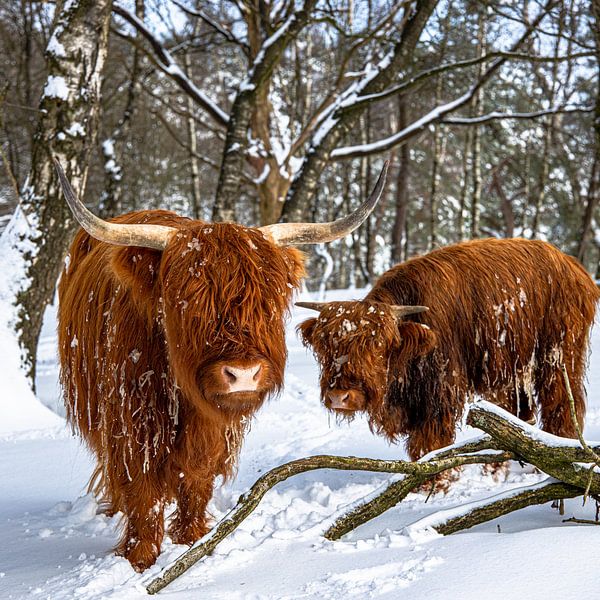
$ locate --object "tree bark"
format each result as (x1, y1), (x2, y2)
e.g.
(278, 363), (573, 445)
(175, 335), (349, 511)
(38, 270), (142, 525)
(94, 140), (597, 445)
(10, 0), (112, 384)
(212, 0), (317, 223)
(470, 8), (485, 239)
(576, 0), (600, 263)
(411, 478), (581, 536)
(391, 97), (409, 264)
(99, 0), (143, 218)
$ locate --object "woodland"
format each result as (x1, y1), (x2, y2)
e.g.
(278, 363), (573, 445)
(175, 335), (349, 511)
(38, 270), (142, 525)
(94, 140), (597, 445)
(0, 1), (599, 596)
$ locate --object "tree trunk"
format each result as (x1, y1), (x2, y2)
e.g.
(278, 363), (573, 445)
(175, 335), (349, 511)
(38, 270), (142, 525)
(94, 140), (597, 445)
(99, 0), (143, 218)
(391, 98), (409, 264)
(7, 0), (112, 384)
(280, 0), (437, 223)
(530, 5), (564, 239)
(576, 0), (600, 264)
(212, 0), (317, 223)
(457, 127), (472, 241)
(185, 22), (202, 220)
(470, 9), (485, 239)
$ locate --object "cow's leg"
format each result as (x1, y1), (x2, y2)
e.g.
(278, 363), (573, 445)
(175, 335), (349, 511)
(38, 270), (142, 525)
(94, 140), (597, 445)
(168, 471), (215, 546)
(407, 416), (459, 494)
(537, 351), (586, 438)
(114, 480), (165, 572)
(487, 385), (535, 423)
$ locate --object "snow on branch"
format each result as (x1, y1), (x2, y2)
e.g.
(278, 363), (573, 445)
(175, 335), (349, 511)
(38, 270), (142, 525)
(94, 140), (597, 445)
(330, 0), (560, 160)
(331, 88), (476, 159)
(442, 105), (595, 126)
(112, 4), (229, 127)
(169, 0), (249, 52)
(350, 50), (595, 110)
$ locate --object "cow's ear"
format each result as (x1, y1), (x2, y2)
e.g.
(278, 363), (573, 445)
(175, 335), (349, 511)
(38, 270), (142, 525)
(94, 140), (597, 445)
(298, 317), (318, 346)
(110, 246), (162, 301)
(396, 321), (437, 358)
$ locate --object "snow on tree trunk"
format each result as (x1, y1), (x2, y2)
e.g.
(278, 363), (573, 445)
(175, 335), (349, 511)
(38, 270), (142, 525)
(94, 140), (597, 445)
(1, 0), (112, 387)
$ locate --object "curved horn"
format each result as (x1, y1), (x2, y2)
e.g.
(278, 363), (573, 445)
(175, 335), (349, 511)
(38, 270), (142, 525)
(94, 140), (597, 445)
(53, 158), (176, 250)
(295, 301), (331, 312)
(260, 160), (390, 246)
(390, 305), (429, 320)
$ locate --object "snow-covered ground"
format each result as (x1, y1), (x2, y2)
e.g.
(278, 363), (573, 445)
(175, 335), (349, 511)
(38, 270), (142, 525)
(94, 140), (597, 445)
(2, 289), (600, 600)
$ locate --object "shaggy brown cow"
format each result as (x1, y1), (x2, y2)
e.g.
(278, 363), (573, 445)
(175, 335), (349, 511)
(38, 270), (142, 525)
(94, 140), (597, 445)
(298, 238), (599, 466)
(54, 159), (388, 571)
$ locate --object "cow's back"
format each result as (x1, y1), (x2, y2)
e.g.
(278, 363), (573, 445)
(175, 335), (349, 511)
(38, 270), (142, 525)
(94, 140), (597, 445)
(367, 238), (600, 392)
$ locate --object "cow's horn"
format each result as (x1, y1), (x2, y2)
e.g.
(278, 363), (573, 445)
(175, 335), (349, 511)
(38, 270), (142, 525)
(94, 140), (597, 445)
(53, 158), (176, 251)
(295, 301), (330, 312)
(390, 305), (429, 320)
(259, 160), (389, 246)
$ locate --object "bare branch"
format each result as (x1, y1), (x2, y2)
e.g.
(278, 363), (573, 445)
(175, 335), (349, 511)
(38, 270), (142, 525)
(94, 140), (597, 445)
(330, 0), (564, 160)
(406, 478), (580, 536)
(169, 0), (250, 52)
(442, 105), (595, 126)
(112, 4), (229, 127)
(352, 51), (595, 110)
(145, 446), (512, 594)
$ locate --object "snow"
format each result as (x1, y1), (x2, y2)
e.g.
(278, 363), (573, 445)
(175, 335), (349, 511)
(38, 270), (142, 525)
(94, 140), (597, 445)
(42, 76), (70, 101)
(2, 287), (600, 598)
(0, 208), (63, 436)
(46, 34), (66, 58)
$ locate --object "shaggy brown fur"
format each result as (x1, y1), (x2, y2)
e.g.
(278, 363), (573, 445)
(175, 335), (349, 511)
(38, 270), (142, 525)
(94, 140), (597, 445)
(300, 238), (599, 465)
(58, 210), (304, 571)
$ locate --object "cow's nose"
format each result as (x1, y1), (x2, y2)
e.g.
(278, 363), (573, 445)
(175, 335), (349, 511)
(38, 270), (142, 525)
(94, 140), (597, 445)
(326, 389), (366, 411)
(221, 364), (262, 392)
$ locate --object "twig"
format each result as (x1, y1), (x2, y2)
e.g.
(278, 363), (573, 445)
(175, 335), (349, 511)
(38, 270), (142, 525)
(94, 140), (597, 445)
(562, 517), (600, 525)
(561, 363), (600, 467)
(561, 363), (600, 504)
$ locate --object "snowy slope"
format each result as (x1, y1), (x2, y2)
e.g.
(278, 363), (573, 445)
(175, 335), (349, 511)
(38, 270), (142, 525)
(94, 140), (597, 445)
(2, 290), (600, 600)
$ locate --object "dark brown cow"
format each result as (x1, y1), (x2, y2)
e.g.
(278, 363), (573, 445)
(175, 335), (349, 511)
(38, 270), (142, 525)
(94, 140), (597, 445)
(298, 238), (599, 467)
(55, 159), (388, 571)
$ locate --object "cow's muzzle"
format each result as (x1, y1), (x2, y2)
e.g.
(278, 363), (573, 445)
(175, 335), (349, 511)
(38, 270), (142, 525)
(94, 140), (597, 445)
(325, 389), (366, 412)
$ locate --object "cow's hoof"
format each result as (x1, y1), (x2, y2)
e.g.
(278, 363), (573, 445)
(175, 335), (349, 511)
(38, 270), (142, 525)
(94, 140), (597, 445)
(117, 539), (159, 572)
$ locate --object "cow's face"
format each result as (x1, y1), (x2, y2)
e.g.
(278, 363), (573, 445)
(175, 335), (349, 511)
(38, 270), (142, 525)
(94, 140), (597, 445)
(298, 301), (436, 418)
(159, 224), (305, 418)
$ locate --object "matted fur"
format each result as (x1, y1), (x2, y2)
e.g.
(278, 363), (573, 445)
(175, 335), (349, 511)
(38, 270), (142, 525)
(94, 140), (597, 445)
(58, 210), (304, 571)
(300, 238), (599, 462)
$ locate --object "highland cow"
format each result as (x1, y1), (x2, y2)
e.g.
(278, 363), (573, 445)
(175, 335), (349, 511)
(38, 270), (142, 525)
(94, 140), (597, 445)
(298, 238), (599, 465)
(55, 159), (387, 571)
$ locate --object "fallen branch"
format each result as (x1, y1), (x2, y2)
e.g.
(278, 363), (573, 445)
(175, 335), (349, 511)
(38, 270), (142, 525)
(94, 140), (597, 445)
(147, 401), (600, 593)
(406, 478), (580, 536)
(562, 517), (600, 525)
(466, 401), (600, 494)
(146, 441), (510, 594)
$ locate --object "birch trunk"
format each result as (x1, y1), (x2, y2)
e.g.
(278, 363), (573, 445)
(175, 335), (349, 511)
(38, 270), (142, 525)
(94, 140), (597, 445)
(6, 0), (112, 384)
